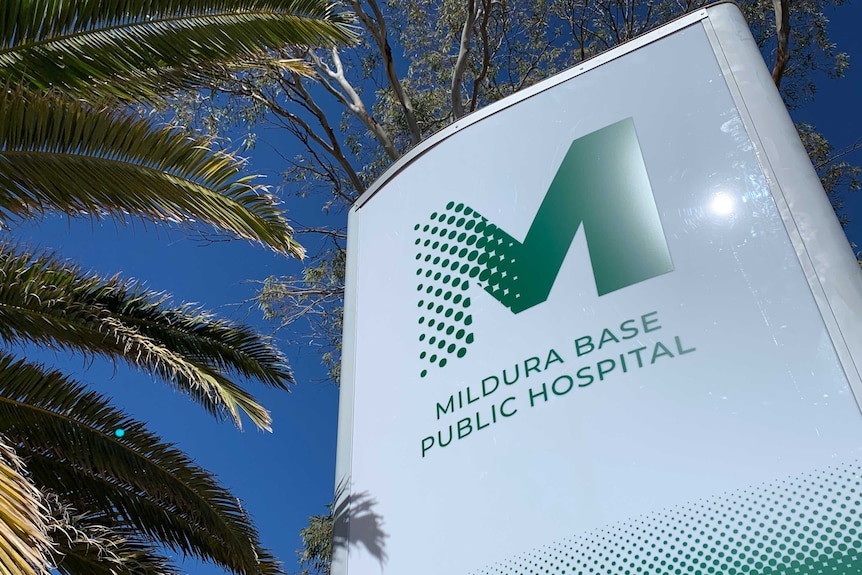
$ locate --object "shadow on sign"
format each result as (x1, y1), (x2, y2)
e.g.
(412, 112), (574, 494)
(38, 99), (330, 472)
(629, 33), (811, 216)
(332, 479), (389, 567)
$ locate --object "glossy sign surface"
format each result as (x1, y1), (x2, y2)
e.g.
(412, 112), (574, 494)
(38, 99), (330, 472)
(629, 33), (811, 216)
(336, 7), (862, 574)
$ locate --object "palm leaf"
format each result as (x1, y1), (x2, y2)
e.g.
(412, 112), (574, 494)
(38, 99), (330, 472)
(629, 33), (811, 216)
(31, 459), (282, 575)
(0, 437), (52, 575)
(0, 245), (293, 429)
(56, 532), (178, 575)
(0, 89), (304, 257)
(0, 354), (281, 575)
(48, 502), (179, 575)
(0, 0), (355, 102)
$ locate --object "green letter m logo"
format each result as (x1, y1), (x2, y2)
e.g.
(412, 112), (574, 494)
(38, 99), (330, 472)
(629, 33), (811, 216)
(413, 118), (673, 377)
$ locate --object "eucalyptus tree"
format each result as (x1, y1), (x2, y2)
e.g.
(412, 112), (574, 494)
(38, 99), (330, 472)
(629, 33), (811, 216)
(169, 0), (858, 383)
(0, 2), (354, 575)
(157, 1), (859, 569)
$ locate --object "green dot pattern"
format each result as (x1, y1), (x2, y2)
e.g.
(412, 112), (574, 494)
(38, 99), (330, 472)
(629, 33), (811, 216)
(415, 202), (523, 378)
(472, 461), (862, 575)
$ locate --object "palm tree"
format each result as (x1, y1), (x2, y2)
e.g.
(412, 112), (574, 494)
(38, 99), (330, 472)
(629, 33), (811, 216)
(0, 2), (354, 575)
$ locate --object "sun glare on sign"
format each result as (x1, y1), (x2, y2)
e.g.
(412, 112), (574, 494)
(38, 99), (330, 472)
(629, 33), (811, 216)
(710, 192), (735, 216)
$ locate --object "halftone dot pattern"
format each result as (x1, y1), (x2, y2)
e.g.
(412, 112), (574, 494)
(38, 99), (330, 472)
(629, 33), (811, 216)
(471, 461), (862, 575)
(414, 202), (523, 378)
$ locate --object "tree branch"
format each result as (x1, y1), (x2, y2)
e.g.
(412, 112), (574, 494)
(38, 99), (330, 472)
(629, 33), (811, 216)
(469, 0), (493, 113)
(815, 136), (862, 170)
(284, 71), (367, 197)
(348, 0), (422, 145)
(310, 48), (401, 161)
(452, 0), (478, 120)
(243, 83), (362, 202)
(772, 0), (791, 87)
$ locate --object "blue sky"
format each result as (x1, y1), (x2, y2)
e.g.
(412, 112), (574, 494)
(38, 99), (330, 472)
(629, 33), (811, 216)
(6, 4), (862, 574)
(10, 153), (342, 570)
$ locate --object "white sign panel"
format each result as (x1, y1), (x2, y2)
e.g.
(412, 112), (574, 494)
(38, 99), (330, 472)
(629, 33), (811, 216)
(334, 5), (862, 575)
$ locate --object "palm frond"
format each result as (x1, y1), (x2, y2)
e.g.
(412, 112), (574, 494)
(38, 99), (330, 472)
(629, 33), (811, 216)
(0, 89), (304, 257)
(47, 499), (179, 575)
(56, 531), (178, 575)
(0, 354), (282, 575)
(0, 245), (294, 429)
(0, 437), (52, 575)
(0, 0), (355, 102)
(31, 457), (282, 575)
(128, 54), (317, 96)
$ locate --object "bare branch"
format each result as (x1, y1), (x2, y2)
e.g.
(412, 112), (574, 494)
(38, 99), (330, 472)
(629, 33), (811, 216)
(452, 0), (478, 119)
(285, 71), (368, 197)
(772, 0), (791, 87)
(311, 49), (402, 161)
(469, 0), (493, 112)
(242, 86), (361, 202)
(815, 137), (862, 170)
(292, 227), (349, 240)
(349, 0), (422, 144)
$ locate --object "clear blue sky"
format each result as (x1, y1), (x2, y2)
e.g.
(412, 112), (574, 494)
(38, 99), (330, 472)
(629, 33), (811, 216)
(6, 4), (862, 574)
(11, 145), (343, 571)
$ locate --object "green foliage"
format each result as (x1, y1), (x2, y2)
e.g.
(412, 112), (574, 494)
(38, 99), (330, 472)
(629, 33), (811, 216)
(798, 122), (862, 225)
(169, 0), (859, 387)
(0, 1), (355, 574)
(259, 246), (345, 383)
(0, 245), (293, 429)
(739, 0), (850, 105)
(292, 512), (333, 575)
(0, 88), (305, 257)
(0, 0), (355, 104)
(161, 1), (862, 571)
(0, 353), (281, 575)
